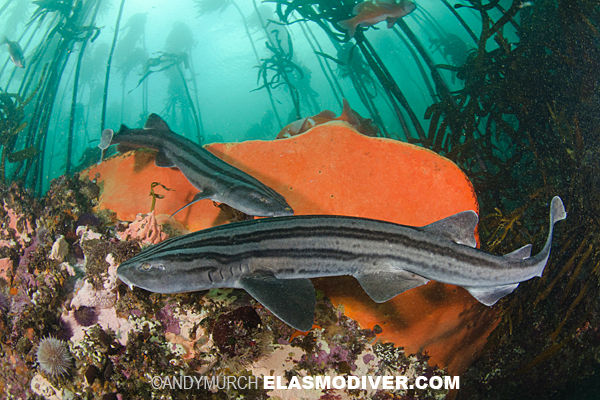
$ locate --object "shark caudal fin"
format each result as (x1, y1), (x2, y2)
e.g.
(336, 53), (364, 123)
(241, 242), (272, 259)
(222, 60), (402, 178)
(99, 129), (113, 150)
(531, 196), (566, 277)
(550, 196), (567, 225)
(97, 129), (114, 164)
(240, 272), (316, 331)
(465, 196), (567, 306)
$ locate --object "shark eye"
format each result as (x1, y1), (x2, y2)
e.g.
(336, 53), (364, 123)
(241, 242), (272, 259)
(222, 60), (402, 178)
(139, 263), (152, 271)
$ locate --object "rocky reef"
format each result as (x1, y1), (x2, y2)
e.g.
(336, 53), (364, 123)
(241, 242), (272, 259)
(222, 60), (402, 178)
(0, 174), (448, 399)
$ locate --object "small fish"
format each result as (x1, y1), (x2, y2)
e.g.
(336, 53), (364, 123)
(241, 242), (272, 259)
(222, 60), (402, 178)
(339, 0), (416, 39)
(276, 99), (361, 139)
(99, 114), (294, 217)
(117, 197), (566, 331)
(2, 37), (25, 68)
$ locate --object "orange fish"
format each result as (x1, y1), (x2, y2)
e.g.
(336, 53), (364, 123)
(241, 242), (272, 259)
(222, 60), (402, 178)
(276, 99), (362, 139)
(339, 0), (416, 39)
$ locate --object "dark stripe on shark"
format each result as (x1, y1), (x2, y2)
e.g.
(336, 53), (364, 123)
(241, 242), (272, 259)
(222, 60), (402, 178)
(132, 216), (478, 254)
(142, 248), (456, 270)
(118, 197), (566, 331)
(104, 114), (293, 217)
(133, 245), (503, 283)
(150, 131), (285, 200)
(166, 144), (287, 202)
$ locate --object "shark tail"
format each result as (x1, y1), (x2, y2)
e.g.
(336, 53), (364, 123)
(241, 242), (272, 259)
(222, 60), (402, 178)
(97, 129), (114, 165)
(99, 129), (114, 151)
(466, 197), (566, 307)
(532, 196), (567, 277)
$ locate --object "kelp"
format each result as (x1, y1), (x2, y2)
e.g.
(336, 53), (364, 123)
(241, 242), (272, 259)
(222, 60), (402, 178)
(269, 0), (600, 396)
(100, 0), (126, 132)
(0, 0), (104, 194)
(7, 146), (39, 163)
(0, 66), (46, 183)
(149, 181), (174, 213)
(66, 0), (103, 175)
(269, 0), (427, 139)
(452, 1), (600, 398)
(254, 29), (304, 120)
(127, 51), (202, 143)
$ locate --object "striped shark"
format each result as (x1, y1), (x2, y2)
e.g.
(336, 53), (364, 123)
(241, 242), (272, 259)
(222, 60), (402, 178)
(117, 197), (566, 331)
(98, 114), (294, 217)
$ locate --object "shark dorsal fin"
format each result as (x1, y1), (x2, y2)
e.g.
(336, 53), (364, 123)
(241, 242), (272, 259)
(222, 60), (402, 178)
(117, 124), (129, 135)
(504, 244), (532, 260)
(144, 113), (171, 133)
(240, 271), (316, 331)
(420, 210), (478, 248)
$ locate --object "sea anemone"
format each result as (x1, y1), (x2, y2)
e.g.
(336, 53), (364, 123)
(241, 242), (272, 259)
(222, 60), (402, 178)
(36, 337), (72, 377)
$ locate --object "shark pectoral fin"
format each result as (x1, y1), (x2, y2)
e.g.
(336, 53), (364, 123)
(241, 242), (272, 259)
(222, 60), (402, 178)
(154, 151), (176, 168)
(99, 129), (114, 150)
(464, 283), (520, 306)
(170, 190), (215, 217)
(240, 273), (316, 332)
(504, 244), (532, 260)
(420, 210), (479, 248)
(356, 269), (429, 303)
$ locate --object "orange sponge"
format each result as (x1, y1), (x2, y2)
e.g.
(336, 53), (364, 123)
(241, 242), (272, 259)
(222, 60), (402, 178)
(86, 121), (499, 374)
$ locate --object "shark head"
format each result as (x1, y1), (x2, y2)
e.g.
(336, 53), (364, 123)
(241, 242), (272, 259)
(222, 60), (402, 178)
(117, 257), (172, 294)
(117, 239), (235, 295)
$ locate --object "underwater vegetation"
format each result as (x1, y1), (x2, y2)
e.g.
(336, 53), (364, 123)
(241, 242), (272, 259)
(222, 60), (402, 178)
(0, 0), (599, 398)
(254, 28), (305, 120)
(431, 1), (600, 399)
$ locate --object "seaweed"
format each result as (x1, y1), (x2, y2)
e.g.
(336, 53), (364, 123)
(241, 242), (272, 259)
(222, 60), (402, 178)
(148, 181), (175, 213)
(440, 1), (600, 399)
(254, 28), (304, 120)
(0, 73), (44, 183)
